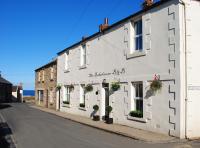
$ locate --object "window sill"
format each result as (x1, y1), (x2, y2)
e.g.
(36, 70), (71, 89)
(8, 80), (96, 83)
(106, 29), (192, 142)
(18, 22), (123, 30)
(64, 69), (70, 73)
(126, 50), (146, 59)
(62, 104), (71, 108)
(79, 107), (87, 111)
(79, 65), (87, 70)
(127, 115), (147, 123)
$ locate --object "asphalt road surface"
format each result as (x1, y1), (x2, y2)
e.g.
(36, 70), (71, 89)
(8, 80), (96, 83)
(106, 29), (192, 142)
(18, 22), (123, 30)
(0, 103), (200, 148)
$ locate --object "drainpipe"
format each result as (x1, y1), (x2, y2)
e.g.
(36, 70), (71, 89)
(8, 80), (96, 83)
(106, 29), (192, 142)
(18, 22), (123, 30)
(179, 0), (188, 139)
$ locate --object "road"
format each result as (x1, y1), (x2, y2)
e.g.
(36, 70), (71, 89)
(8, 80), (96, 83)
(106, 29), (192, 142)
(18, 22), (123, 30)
(0, 103), (200, 148)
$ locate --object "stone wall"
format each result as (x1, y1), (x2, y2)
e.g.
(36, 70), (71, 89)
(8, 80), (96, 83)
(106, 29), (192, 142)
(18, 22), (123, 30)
(35, 60), (57, 110)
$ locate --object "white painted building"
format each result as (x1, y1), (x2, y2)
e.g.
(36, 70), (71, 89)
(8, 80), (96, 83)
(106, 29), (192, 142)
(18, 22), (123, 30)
(56, 0), (200, 139)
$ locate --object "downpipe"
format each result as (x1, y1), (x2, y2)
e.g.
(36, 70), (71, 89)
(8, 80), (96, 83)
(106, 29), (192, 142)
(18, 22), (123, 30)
(179, 0), (188, 139)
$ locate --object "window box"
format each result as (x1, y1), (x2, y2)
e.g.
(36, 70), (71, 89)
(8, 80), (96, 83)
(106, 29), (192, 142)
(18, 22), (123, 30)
(79, 64), (87, 70)
(127, 115), (147, 123)
(129, 110), (143, 118)
(63, 101), (70, 105)
(79, 103), (85, 108)
(79, 106), (86, 111)
(126, 50), (146, 59)
(62, 104), (71, 108)
(64, 69), (70, 73)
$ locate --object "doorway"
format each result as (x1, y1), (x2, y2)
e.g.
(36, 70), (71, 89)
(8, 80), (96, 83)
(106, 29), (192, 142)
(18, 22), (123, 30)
(101, 83), (109, 120)
(46, 90), (48, 108)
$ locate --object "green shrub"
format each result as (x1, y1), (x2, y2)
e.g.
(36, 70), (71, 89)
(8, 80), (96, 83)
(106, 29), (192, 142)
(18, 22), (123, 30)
(111, 82), (120, 91)
(129, 110), (143, 118)
(84, 84), (93, 92)
(63, 101), (69, 104)
(106, 106), (113, 114)
(79, 103), (85, 108)
(93, 105), (99, 111)
(150, 79), (162, 92)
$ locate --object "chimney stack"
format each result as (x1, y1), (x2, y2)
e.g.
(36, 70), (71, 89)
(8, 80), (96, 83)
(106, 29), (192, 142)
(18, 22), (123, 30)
(82, 36), (87, 41)
(99, 18), (109, 32)
(143, 0), (154, 9)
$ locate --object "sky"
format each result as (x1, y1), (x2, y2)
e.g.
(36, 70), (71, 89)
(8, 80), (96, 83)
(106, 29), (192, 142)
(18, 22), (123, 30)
(0, 0), (158, 90)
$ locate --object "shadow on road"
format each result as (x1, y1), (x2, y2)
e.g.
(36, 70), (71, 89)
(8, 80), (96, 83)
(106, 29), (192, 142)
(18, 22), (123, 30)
(0, 122), (15, 148)
(0, 104), (12, 110)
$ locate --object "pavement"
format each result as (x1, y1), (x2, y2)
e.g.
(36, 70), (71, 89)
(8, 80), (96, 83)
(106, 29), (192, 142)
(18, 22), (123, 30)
(0, 103), (200, 148)
(31, 104), (177, 143)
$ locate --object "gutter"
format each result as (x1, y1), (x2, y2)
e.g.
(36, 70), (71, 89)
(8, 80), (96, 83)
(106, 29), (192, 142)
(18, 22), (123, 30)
(179, 0), (188, 139)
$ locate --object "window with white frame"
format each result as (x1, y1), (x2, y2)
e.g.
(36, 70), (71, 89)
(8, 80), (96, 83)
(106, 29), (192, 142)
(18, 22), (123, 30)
(63, 86), (70, 103)
(42, 70), (45, 81)
(64, 52), (69, 70)
(131, 19), (143, 54)
(38, 90), (44, 101)
(80, 44), (86, 66)
(50, 67), (54, 80)
(131, 82), (143, 114)
(80, 84), (85, 105)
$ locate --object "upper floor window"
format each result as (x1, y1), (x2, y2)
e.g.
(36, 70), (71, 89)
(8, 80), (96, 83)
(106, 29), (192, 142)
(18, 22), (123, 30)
(131, 20), (143, 54)
(38, 72), (41, 82)
(131, 82), (143, 117)
(50, 67), (54, 80)
(80, 44), (86, 66)
(64, 52), (69, 71)
(42, 70), (45, 82)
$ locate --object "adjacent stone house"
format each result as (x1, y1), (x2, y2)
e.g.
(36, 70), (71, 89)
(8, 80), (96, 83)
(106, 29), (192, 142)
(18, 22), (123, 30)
(0, 74), (12, 103)
(35, 59), (57, 110)
(56, 0), (200, 139)
(12, 85), (23, 102)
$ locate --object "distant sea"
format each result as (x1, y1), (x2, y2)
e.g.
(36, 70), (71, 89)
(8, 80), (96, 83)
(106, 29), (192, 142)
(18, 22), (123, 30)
(23, 90), (35, 96)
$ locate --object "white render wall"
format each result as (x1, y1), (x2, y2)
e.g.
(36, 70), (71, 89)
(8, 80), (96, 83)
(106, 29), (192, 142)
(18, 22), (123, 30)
(183, 0), (200, 139)
(57, 0), (187, 137)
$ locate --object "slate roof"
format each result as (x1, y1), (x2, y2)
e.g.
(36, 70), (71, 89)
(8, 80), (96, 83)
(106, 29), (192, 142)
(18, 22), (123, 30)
(57, 0), (171, 55)
(0, 76), (12, 85)
(35, 59), (57, 72)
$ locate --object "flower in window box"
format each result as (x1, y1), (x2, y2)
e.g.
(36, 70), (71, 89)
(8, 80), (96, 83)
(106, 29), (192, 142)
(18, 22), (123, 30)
(79, 103), (85, 108)
(129, 110), (143, 118)
(63, 101), (70, 105)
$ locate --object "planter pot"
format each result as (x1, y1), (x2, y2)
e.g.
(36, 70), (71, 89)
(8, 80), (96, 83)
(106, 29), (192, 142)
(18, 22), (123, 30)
(104, 115), (109, 121)
(93, 115), (100, 121)
(106, 118), (113, 124)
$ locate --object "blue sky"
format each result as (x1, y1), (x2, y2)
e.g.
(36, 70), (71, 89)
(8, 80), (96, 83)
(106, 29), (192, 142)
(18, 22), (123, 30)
(0, 0), (156, 90)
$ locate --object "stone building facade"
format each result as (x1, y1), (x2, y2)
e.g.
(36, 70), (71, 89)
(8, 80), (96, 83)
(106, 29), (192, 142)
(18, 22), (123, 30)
(35, 59), (57, 110)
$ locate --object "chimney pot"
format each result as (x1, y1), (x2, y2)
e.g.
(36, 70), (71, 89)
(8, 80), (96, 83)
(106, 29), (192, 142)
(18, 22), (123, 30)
(99, 18), (109, 32)
(143, 0), (154, 9)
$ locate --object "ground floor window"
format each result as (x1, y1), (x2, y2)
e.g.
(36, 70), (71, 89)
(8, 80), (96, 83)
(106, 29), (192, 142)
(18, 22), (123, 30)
(49, 89), (54, 103)
(63, 86), (70, 104)
(130, 82), (143, 117)
(38, 90), (44, 101)
(80, 84), (85, 107)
